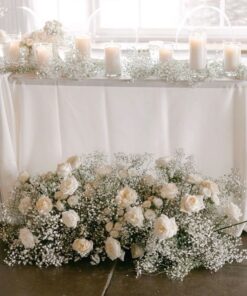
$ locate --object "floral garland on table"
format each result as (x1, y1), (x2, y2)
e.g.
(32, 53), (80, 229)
(0, 151), (247, 280)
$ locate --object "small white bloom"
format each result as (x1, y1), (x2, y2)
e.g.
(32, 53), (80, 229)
(200, 180), (220, 205)
(142, 200), (151, 208)
(62, 210), (80, 228)
(84, 183), (95, 198)
(105, 237), (122, 261)
(67, 195), (80, 207)
(180, 195), (205, 214)
(35, 195), (53, 215)
(60, 176), (79, 196)
(155, 156), (172, 168)
(225, 202), (242, 222)
(19, 228), (35, 249)
(144, 209), (156, 220)
(114, 222), (122, 231)
(142, 175), (155, 186)
(110, 230), (120, 238)
(57, 162), (72, 178)
(95, 165), (112, 176)
(131, 244), (144, 259)
(67, 155), (82, 170)
(160, 183), (178, 200)
(116, 186), (138, 208)
(187, 174), (203, 185)
(105, 222), (114, 232)
(118, 169), (129, 179)
(125, 206), (144, 228)
(55, 200), (65, 211)
(18, 196), (32, 215)
(152, 197), (163, 209)
(18, 171), (29, 184)
(54, 191), (67, 200)
(154, 214), (178, 240)
(72, 238), (93, 257)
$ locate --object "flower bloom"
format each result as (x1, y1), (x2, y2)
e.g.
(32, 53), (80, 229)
(35, 195), (53, 215)
(56, 162), (72, 178)
(131, 244), (144, 259)
(116, 186), (138, 208)
(187, 174), (203, 185)
(200, 180), (220, 205)
(224, 202), (242, 222)
(154, 214), (178, 240)
(125, 206), (144, 228)
(160, 183), (178, 200)
(18, 171), (30, 184)
(105, 237), (123, 261)
(72, 238), (93, 257)
(19, 228), (36, 249)
(67, 155), (82, 170)
(62, 210), (80, 228)
(60, 176), (79, 196)
(18, 196), (32, 215)
(180, 195), (205, 214)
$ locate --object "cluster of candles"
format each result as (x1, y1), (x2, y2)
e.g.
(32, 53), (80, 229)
(0, 31), (242, 77)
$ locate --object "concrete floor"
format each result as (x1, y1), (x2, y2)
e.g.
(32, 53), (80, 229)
(0, 237), (247, 296)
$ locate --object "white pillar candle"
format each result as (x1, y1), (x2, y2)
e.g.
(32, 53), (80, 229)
(159, 46), (173, 62)
(75, 35), (91, 58)
(223, 43), (241, 72)
(8, 41), (20, 63)
(35, 45), (52, 66)
(104, 43), (121, 77)
(189, 32), (207, 70)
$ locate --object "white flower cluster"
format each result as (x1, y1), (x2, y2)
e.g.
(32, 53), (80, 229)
(1, 151), (246, 280)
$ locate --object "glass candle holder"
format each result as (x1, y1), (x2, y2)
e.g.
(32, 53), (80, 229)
(223, 42), (241, 76)
(57, 45), (72, 62)
(149, 40), (163, 62)
(189, 31), (207, 70)
(75, 34), (91, 59)
(159, 43), (174, 63)
(4, 34), (21, 64)
(33, 43), (53, 68)
(104, 42), (121, 78)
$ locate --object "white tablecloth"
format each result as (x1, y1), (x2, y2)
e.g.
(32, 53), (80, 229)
(1, 74), (247, 231)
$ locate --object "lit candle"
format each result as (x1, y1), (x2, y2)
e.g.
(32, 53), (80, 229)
(159, 46), (173, 62)
(35, 45), (52, 66)
(8, 41), (20, 63)
(223, 43), (241, 72)
(75, 35), (91, 58)
(104, 43), (121, 77)
(189, 32), (207, 70)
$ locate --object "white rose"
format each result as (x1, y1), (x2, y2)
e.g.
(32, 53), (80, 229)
(60, 176), (79, 196)
(155, 156), (172, 168)
(152, 197), (163, 209)
(144, 209), (156, 220)
(95, 165), (112, 176)
(131, 244), (144, 259)
(118, 169), (129, 179)
(160, 183), (178, 200)
(54, 191), (67, 200)
(125, 206), (144, 228)
(72, 238), (93, 257)
(62, 210), (80, 228)
(18, 171), (30, 184)
(57, 162), (72, 178)
(84, 183), (95, 198)
(154, 214), (178, 240)
(18, 196), (32, 215)
(35, 195), (53, 215)
(105, 221), (114, 232)
(116, 186), (138, 208)
(142, 200), (151, 208)
(187, 174), (203, 185)
(180, 195), (205, 214)
(55, 200), (65, 211)
(224, 202), (242, 222)
(105, 237), (123, 261)
(200, 180), (220, 205)
(114, 222), (122, 231)
(110, 230), (120, 238)
(19, 228), (35, 249)
(67, 155), (82, 170)
(142, 175), (155, 186)
(67, 195), (80, 207)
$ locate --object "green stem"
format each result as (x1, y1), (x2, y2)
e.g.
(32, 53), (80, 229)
(216, 220), (247, 232)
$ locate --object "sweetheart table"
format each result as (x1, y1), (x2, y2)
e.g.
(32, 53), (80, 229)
(0, 73), (247, 231)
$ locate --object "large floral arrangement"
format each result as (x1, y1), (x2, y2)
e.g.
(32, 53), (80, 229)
(0, 151), (246, 280)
